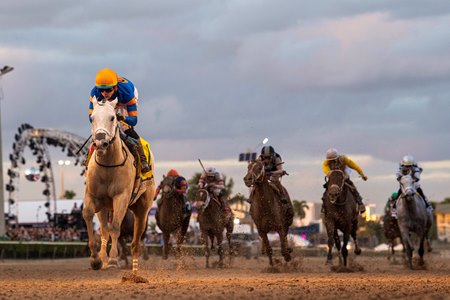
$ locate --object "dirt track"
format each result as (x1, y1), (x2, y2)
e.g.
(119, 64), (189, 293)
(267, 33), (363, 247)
(0, 251), (449, 300)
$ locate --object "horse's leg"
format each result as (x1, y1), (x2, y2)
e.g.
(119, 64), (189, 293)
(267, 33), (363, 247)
(162, 232), (170, 260)
(226, 220), (233, 265)
(217, 233), (224, 267)
(351, 219), (361, 255)
(279, 227), (292, 263)
(259, 232), (273, 266)
(118, 236), (129, 267)
(325, 223), (335, 265)
(82, 199), (102, 270)
(201, 231), (210, 268)
(108, 198), (128, 269)
(400, 230), (413, 269)
(96, 209), (110, 268)
(129, 198), (152, 273)
(341, 233), (350, 267)
(418, 234), (426, 266)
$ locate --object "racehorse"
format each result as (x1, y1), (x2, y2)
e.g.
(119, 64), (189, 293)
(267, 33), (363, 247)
(396, 174), (432, 269)
(83, 97), (155, 273)
(383, 210), (403, 261)
(243, 160), (294, 266)
(155, 175), (192, 259)
(323, 169), (361, 267)
(194, 188), (233, 268)
(118, 209), (150, 267)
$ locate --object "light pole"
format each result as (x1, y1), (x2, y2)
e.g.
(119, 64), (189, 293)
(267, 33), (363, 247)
(0, 65), (14, 236)
(58, 160), (70, 200)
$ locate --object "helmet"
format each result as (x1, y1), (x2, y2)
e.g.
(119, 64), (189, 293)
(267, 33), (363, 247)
(391, 192), (398, 198)
(401, 155), (415, 167)
(167, 169), (179, 177)
(261, 146), (275, 158)
(95, 68), (118, 89)
(326, 148), (339, 160)
(205, 167), (216, 177)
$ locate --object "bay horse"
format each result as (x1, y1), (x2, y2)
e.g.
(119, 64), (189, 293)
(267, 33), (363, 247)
(83, 97), (155, 273)
(323, 169), (361, 267)
(396, 174), (432, 269)
(118, 209), (150, 267)
(155, 175), (192, 259)
(243, 160), (294, 266)
(383, 209), (403, 261)
(194, 188), (233, 268)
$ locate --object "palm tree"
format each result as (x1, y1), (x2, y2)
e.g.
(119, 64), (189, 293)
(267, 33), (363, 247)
(292, 200), (309, 225)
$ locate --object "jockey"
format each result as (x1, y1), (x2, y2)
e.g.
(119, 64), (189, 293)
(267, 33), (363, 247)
(198, 167), (231, 215)
(154, 169), (191, 215)
(386, 192), (398, 218)
(89, 68), (150, 173)
(391, 155), (431, 211)
(256, 145), (289, 203)
(322, 148), (368, 214)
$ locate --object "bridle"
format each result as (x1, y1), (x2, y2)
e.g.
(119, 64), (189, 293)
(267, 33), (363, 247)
(93, 125), (129, 168)
(246, 161), (265, 184)
(327, 169), (346, 205)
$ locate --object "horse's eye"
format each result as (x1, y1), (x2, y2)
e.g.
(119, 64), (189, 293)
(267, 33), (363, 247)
(110, 116), (114, 122)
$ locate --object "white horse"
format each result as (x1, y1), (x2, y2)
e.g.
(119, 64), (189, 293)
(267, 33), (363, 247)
(82, 97), (155, 273)
(397, 174), (432, 269)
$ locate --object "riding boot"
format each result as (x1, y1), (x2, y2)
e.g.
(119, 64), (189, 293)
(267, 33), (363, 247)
(353, 189), (366, 214)
(321, 192), (326, 214)
(417, 188), (432, 211)
(136, 140), (150, 173)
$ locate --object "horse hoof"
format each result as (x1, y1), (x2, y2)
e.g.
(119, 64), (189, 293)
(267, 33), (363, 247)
(162, 255), (168, 260)
(354, 248), (362, 255)
(91, 259), (103, 270)
(107, 260), (119, 269)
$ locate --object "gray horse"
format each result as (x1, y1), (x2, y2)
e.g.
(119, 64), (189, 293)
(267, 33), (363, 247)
(396, 174), (432, 269)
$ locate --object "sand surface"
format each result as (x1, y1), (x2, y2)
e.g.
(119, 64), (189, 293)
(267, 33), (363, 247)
(0, 252), (449, 299)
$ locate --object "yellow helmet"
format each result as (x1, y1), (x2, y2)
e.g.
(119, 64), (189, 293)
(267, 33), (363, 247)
(95, 68), (118, 88)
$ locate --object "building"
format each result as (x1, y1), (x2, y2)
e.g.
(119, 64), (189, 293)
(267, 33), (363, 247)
(436, 203), (450, 242)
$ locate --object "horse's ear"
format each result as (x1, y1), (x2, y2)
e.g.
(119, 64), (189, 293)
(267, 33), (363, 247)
(109, 98), (118, 108)
(92, 96), (98, 108)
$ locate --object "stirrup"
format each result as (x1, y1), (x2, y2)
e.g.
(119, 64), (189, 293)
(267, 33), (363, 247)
(358, 204), (366, 214)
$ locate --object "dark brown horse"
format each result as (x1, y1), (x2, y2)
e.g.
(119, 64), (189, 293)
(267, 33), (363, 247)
(383, 208), (403, 261)
(194, 188), (233, 268)
(323, 169), (361, 267)
(118, 209), (149, 267)
(155, 176), (191, 259)
(243, 160), (294, 266)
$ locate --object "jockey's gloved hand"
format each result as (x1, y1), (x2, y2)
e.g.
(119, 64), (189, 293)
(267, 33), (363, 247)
(116, 114), (125, 122)
(361, 175), (368, 181)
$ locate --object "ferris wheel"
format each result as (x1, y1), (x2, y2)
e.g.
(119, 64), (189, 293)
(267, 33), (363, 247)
(6, 123), (89, 222)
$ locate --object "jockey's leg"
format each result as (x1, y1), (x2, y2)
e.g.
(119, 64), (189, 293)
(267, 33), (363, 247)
(123, 128), (150, 173)
(247, 187), (254, 204)
(272, 179), (288, 204)
(136, 139), (150, 173)
(391, 188), (401, 218)
(182, 194), (192, 215)
(347, 179), (365, 214)
(417, 187), (432, 210)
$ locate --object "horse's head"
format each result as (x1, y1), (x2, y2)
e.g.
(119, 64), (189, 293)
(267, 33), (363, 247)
(326, 170), (345, 204)
(161, 176), (176, 198)
(90, 97), (118, 156)
(194, 188), (210, 212)
(399, 174), (416, 200)
(243, 160), (265, 187)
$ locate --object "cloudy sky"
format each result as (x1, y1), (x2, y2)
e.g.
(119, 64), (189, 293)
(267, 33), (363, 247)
(1, 0), (450, 218)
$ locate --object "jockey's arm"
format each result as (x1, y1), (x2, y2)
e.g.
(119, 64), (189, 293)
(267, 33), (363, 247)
(343, 156), (366, 178)
(271, 159), (284, 177)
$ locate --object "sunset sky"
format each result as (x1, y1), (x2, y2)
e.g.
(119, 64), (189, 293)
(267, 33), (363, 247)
(1, 1), (450, 219)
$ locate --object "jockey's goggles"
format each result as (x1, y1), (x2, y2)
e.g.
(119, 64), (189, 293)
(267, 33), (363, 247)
(99, 87), (114, 93)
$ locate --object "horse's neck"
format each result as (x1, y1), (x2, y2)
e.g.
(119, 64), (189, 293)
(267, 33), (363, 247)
(253, 182), (275, 206)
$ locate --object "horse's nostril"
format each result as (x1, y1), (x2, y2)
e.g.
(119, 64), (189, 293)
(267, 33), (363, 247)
(102, 142), (109, 148)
